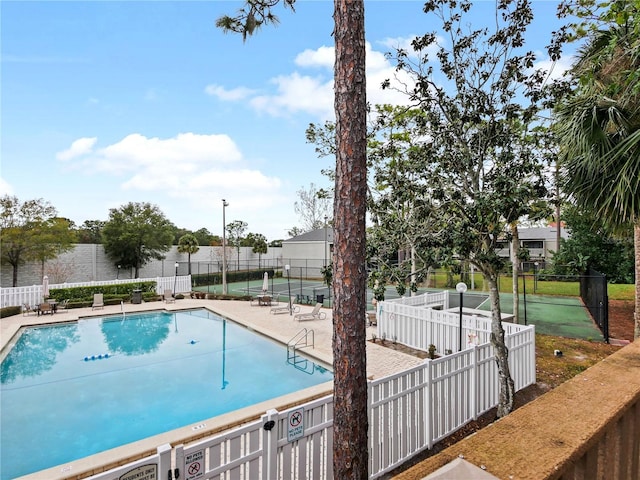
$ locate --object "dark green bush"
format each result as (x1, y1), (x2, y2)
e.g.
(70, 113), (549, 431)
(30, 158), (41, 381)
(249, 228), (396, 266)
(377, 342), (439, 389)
(191, 269), (275, 287)
(1, 306), (21, 318)
(48, 282), (157, 303)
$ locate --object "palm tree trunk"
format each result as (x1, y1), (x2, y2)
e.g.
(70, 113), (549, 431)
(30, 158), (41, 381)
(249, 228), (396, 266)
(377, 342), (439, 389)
(635, 222), (640, 340)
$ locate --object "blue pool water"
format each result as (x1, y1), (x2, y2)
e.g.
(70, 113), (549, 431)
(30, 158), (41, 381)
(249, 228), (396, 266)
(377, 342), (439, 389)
(0, 309), (332, 479)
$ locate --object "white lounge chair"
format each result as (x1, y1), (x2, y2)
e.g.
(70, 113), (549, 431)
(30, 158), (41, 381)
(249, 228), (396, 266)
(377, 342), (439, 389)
(270, 297), (301, 315)
(294, 303), (326, 322)
(92, 293), (104, 310)
(163, 289), (175, 303)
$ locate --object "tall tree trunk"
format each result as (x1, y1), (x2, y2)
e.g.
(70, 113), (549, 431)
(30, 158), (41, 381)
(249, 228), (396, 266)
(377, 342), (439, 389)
(510, 222), (520, 324)
(332, 0), (369, 477)
(635, 222), (640, 340)
(487, 274), (515, 417)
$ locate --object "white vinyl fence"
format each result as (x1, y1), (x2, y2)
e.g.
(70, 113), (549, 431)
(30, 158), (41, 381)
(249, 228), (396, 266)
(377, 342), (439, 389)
(0, 276), (192, 308)
(79, 293), (535, 480)
(378, 291), (524, 355)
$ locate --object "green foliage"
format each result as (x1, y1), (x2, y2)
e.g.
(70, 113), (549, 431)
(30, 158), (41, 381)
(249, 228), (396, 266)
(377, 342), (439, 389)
(48, 281), (156, 303)
(191, 269), (275, 287)
(215, 0), (294, 41)
(241, 232), (268, 265)
(1, 306), (21, 318)
(102, 202), (174, 277)
(0, 195), (75, 286)
(551, 207), (634, 282)
(326, 0), (552, 298)
(554, 1), (640, 228)
(226, 220), (248, 248)
(177, 233), (199, 255)
(178, 233), (200, 274)
(321, 263), (333, 288)
(75, 220), (105, 244)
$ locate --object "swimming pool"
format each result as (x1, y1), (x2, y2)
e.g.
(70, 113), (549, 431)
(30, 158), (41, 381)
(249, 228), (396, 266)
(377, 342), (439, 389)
(0, 309), (333, 479)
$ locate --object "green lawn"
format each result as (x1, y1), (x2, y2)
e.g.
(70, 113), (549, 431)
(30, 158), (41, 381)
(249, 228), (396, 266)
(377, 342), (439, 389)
(428, 271), (633, 301)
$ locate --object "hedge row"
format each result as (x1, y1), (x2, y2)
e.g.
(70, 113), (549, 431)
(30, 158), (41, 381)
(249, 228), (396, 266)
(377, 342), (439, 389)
(1, 306), (21, 318)
(191, 269), (278, 287)
(48, 281), (157, 304)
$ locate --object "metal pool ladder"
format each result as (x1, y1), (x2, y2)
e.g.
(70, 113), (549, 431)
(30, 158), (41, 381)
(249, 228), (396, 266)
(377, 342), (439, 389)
(287, 328), (315, 374)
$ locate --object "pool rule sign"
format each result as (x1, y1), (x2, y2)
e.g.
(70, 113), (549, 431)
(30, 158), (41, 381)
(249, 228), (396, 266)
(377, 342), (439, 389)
(287, 407), (305, 442)
(119, 464), (157, 480)
(185, 450), (205, 480)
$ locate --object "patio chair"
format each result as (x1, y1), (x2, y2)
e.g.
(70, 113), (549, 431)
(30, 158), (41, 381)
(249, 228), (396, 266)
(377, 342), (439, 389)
(366, 311), (377, 326)
(163, 289), (175, 303)
(92, 293), (104, 310)
(293, 303), (326, 322)
(22, 303), (35, 316)
(38, 302), (52, 316)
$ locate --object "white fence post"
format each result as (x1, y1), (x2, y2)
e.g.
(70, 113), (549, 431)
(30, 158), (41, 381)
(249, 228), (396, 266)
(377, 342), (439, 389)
(158, 443), (172, 480)
(262, 408), (279, 480)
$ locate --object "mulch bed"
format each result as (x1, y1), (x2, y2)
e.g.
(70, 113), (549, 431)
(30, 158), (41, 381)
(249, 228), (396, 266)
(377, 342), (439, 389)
(608, 299), (635, 342)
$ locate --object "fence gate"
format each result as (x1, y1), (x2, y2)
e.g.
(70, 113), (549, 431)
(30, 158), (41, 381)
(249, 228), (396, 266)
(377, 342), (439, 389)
(580, 268), (609, 342)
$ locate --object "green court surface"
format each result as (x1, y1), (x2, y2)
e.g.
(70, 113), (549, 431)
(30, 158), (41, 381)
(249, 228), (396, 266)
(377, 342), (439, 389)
(194, 279), (604, 341)
(474, 292), (604, 341)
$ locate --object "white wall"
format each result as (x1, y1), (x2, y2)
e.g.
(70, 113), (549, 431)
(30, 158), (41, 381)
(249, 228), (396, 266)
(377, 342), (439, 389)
(1, 245), (283, 287)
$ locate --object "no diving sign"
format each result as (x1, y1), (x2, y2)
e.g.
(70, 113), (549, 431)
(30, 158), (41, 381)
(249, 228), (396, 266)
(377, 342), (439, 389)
(287, 407), (304, 442)
(185, 449), (204, 480)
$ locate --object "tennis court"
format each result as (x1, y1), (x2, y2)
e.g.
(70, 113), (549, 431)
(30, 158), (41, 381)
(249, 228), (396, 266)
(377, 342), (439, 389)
(194, 279), (604, 341)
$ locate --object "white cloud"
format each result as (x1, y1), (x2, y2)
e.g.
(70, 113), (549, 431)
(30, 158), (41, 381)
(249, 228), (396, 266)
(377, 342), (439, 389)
(205, 84), (257, 101)
(55, 132), (284, 218)
(0, 177), (14, 196)
(209, 42), (416, 121)
(294, 45), (334, 69)
(533, 52), (575, 82)
(56, 137), (98, 161)
(250, 72), (335, 119)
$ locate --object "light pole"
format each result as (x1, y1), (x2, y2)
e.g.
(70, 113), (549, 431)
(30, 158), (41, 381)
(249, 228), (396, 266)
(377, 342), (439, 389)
(222, 199), (229, 295)
(174, 262), (179, 296)
(285, 264), (292, 315)
(456, 282), (467, 351)
(324, 215), (328, 268)
(534, 262), (539, 293)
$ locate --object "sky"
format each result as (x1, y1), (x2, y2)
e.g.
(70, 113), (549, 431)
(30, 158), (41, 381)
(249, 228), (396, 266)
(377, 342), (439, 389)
(1, 0), (574, 242)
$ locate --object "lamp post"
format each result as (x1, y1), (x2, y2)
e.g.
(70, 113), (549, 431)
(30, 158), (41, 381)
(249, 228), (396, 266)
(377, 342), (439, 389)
(174, 262), (179, 296)
(285, 264), (292, 315)
(456, 282), (467, 351)
(534, 262), (539, 293)
(324, 215), (328, 268)
(222, 199), (229, 295)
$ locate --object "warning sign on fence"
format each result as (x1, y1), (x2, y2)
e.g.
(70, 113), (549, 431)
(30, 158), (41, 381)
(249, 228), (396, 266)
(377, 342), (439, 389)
(119, 464), (157, 480)
(185, 449), (204, 480)
(287, 407), (305, 442)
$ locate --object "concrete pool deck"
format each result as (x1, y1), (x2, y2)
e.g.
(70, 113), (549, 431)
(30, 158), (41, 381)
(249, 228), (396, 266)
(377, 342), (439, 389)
(1, 298), (424, 480)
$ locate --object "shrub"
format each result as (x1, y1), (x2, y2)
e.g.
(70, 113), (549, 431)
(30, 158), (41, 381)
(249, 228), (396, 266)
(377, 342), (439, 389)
(1, 306), (21, 318)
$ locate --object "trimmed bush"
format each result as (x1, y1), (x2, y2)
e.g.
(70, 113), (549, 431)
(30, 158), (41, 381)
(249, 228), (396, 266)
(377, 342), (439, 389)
(1, 306), (22, 318)
(48, 281), (157, 305)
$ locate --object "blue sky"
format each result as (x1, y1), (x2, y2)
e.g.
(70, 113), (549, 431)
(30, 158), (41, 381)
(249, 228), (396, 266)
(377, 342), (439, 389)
(1, 1), (573, 242)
